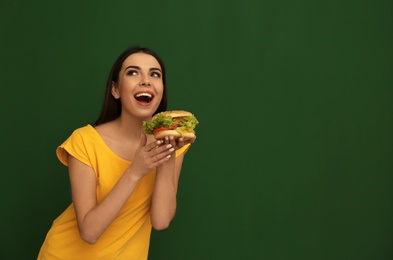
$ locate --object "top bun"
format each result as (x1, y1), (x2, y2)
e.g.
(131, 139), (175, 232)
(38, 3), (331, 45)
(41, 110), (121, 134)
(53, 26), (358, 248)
(154, 110), (192, 119)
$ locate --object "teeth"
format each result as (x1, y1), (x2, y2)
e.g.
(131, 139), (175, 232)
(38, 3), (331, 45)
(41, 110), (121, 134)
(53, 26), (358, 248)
(135, 93), (152, 98)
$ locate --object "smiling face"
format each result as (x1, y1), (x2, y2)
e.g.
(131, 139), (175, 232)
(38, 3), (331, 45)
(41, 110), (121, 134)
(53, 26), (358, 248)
(111, 52), (164, 119)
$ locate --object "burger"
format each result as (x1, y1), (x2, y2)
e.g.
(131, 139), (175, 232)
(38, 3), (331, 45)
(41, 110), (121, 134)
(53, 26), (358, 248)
(143, 110), (199, 140)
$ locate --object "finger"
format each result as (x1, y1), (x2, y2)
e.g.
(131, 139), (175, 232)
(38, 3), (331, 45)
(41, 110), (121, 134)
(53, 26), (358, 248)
(152, 143), (174, 156)
(189, 136), (196, 143)
(139, 133), (147, 148)
(176, 137), (184, 148)
(169, 136), (177, 147)
(144, 139), (164, 151)
(153, 153), (173, 167)
(148, 146), (174, 167)
(144, 143), (173, 163)
(183, 136), (196, 144)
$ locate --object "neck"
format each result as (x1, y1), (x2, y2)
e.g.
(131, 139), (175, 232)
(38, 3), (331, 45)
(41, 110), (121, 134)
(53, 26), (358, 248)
(114, 114), (145, 140)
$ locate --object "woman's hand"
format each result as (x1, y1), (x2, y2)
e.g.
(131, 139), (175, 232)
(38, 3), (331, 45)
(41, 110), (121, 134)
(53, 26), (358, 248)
(129, 134), (175, 179)
(161, 135), (196, 151)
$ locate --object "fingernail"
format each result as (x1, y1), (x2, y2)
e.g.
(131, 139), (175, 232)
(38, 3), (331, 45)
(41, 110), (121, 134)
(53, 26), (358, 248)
(166, 144), (172, 148)
(169, 148), (175, 152)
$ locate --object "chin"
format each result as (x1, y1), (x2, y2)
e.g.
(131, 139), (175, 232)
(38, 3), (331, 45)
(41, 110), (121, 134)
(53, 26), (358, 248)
(137, 106), (159, 119)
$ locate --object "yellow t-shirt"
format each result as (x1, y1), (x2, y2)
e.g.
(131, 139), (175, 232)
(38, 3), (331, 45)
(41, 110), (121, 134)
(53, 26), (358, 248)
(38, 125), (189, 260)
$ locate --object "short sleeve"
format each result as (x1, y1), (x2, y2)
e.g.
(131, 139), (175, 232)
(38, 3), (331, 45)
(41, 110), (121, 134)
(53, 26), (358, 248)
(56, 128), (92, 167)
(175, 143), (191, 158)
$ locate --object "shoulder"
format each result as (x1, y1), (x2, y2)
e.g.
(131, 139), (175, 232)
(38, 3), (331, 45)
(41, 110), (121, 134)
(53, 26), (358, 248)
(72, 124), (96, 137)
(56, 124), (99, 166)
(64, 124), (103, 145)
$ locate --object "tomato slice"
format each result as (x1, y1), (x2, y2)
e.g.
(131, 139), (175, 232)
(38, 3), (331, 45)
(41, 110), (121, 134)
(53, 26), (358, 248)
(153, 125), (178, 134)
(153, 127), (169, 134)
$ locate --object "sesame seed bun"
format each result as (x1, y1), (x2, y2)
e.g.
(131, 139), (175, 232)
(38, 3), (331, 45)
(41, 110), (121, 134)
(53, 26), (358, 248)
(153, 110), (192, 119)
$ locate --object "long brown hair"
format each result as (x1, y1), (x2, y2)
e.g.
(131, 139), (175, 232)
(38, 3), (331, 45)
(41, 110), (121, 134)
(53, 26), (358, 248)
(93, 46), (168, 126)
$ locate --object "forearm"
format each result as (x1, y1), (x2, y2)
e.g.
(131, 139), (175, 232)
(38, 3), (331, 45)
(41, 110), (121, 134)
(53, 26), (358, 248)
(150, 154), (179, 230)
(77, 169), (140, 244)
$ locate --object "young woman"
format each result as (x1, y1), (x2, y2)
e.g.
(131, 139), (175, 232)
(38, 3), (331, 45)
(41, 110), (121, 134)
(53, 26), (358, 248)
(38, 46), (196, 259)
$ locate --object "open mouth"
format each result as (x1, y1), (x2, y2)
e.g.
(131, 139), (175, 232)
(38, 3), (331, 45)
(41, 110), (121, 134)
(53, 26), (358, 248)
(134, 92), (154, 104)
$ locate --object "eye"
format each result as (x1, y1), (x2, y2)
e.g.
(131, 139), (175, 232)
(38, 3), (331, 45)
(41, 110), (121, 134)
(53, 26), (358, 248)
(127, 70), (138, 76)
(150, 71), (161, 78)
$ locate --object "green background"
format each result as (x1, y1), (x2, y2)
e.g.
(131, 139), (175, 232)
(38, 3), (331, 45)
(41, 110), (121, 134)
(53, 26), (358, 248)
(1, 0), (392, 259)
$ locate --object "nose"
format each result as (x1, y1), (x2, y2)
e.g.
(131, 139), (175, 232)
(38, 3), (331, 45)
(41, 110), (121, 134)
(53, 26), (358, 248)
(140, 74), (151, 86)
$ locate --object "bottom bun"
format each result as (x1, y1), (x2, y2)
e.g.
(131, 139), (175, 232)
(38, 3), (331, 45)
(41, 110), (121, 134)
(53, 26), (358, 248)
(181, 131), (196, 140)
(153, 129), (196, 140)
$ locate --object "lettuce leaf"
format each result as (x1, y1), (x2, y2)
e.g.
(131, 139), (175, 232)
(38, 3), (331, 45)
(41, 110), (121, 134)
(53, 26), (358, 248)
(180, 115), (199, 130)
(143, 113), (199, 134)
(143, 113), (174, 134)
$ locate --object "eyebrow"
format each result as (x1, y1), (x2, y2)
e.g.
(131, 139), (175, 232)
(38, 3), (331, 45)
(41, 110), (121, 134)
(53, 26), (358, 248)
(124, 65), (162, 72)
